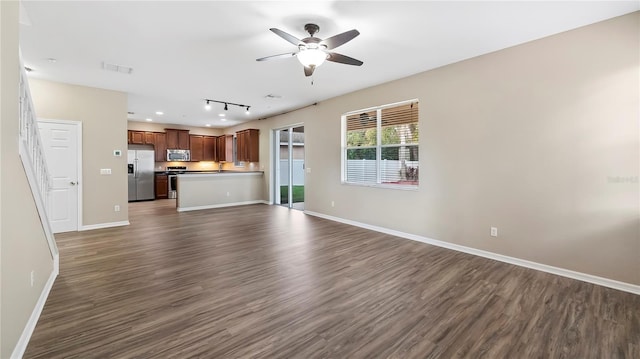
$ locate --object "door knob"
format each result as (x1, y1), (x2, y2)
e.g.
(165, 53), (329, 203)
(70, 181), (77, 185)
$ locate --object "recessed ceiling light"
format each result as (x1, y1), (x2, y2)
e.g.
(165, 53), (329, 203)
(145, 118), (153, 122)
(47, 58), (57, 63)
(155, 111), (164, 115)
(205, 124), (211, 127)
(218, 113), (225, 117)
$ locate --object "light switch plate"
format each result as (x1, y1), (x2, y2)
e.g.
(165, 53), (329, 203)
(100, 168), (112, 175)
(113, 150), (122, 156)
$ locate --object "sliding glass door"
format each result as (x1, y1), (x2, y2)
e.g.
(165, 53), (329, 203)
(274, 126), (305, 210)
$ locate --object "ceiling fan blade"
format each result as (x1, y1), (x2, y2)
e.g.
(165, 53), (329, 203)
(326, 52), (363, 66)
(321, 29), (360, 50)
(304, 65), (315, 77)
(270, 28), (303, 46)
(256, 52), (297, 62)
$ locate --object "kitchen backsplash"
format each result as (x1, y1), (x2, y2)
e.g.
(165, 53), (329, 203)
(155, 161), (261, 172)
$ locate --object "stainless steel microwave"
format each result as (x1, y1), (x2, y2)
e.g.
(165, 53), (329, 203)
(167, 149), (190, 162)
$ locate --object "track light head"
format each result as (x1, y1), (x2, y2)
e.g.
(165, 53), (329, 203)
(204, 100), (211, 111)
(224, 103), (228, 111)
(245, 106), (250, 115)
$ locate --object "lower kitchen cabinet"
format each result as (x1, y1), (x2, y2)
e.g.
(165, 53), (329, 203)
(155, 174), (168, 199)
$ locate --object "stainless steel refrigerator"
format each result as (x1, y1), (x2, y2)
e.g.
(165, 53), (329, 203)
(128, 147), (155, 201)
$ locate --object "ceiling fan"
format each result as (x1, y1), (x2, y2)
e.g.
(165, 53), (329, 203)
(256, 23), (363, 77)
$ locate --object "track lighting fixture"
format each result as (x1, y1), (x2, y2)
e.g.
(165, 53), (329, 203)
(202, 99), (252, 115)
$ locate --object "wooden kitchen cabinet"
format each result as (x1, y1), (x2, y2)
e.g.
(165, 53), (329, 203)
(217, 134), (234, 162)
(128, 130), (145, 144)
(128, 130), (156, 145)
(190, 135), (217, 162)
(166, 129), (190, 149)
(189, 135), (204, 161)
(155, 174), (168, 199)
(144, 132), (155, 145)
(154, 132), (167, 162)
(203, 136), (217, 161)
(236, 129), (259, 162)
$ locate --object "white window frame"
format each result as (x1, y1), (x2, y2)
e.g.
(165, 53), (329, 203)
(341, 99), (419, 190)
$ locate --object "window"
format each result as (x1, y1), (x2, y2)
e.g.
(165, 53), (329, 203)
(342, 99), (419, 188)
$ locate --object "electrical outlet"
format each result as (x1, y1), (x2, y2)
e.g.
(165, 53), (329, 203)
(490, 227), (498, 237)
(331, 201), (335, 207)
(30, 270), (34, 287)
(114, 205), (120, 212)
(226, 192), (230, 197)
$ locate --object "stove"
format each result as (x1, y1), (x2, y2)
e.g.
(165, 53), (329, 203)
(166, 166), (187, 174)
(166, 166), (186, 199)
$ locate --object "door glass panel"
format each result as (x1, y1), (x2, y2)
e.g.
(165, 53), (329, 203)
(291, 126), (305, 208)
(279, 129), (291, 206)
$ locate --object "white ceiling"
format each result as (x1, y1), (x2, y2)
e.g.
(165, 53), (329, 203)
(20, 1), (639, 128)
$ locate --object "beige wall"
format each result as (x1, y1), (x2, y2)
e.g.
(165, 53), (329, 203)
(233, 13), (640, 285)
(29, 79), (128, 226)
(1, 2), (55, 357)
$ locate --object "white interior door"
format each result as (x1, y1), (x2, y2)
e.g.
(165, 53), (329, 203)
(38, 121), (80, 233)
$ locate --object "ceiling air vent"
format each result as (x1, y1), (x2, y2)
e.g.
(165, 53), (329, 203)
(264, 94), (282, 100)
(102, 61), (133, 75)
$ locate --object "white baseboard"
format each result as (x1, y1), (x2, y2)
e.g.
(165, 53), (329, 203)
(11, 254), (59, 359)
(177, 200), (269, 212)
(81, 221), (130, 231)
(304, 210), (640, 295)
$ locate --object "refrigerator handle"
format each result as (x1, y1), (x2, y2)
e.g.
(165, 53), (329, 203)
(134, 159), (138, 178)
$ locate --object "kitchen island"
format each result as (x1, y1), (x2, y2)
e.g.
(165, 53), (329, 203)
(176, 171), (265, 212)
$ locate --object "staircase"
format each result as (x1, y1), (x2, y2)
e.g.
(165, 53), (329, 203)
(17, 55), (59, 265)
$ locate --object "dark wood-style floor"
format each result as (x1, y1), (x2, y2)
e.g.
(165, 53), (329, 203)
(25, 200), (639, 358)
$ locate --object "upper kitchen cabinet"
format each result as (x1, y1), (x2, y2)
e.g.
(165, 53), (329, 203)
(154, 132), (167, 162)
(236, 129), (259, 163)
(166, 129), (190, 150)
(190, 135), (217, 162)
(128, 130), (144, 144)
(217, 135), (234, 162)
(128, 130), (156, 145)
(203, 136), (217, 161)
(144, 132), (155, 145)
(189, 135), (204, 161)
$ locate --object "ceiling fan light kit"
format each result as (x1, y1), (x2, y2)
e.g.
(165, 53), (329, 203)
(297, 47), (328, 68)
(257, 23), (363, 77)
